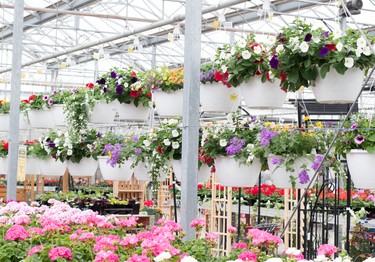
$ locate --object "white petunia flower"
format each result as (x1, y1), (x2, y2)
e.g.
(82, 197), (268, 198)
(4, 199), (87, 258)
(153, 252), (172, 262)
(241, 50), (251, 59)
(253, 45), (262, 54)
(168, 118), (178, 125)
(344, 57), (354, 68)
(230, 47), (236, 55)
(356, 48), (363, 57)
(357, 37), (367, 48)
(276, 44), (284, 54)
(143, 140), (151, 147)
(332, 28), (342, 39)
(237, 39), (247, 49)
(172, 129), (179, 137)
(219, 139), (227, 147)
(336, 42), (343, 52)
(219, 51), (226, 60)
(312, 35), (320, 43)
(172, 142), (180, 149)
(67, 149), (73, 156)
(163, 139), (171, 146)
(363, 46), (372, 56)
(266, 35), (276, 46)
(299, 42), (309, 53)
(221, 65), (227, 73)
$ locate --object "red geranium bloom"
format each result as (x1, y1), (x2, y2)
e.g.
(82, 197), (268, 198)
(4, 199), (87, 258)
(25, 140), (36, 145)
(197, 184), (204, 189)
(214, 71), (224, 82)
(325, 44), (336, 51)
(129, 90), (139, 98)
(131, 71), (137, 77)
(157, 146), (163, 154)
(28, 94), (36, 100)
(21, 99), (29, 104)
(3, 142), (9, 150)
(85, 82), (94, 89)
(280, 72), (287, 82)
(147, 93), (152, 98)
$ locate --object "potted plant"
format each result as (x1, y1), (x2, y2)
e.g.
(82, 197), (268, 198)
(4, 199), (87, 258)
(39, 131), (67, 177)
(23, 93), (55, 128)
(0, 100), (29, 132)
(0, 141), (8, 175)
(48, 89), (71, 126)
(335, 114), (375, 189)
(143, 66), (184, 117)
(201, 114), (263, 187)
(269, 18), (375, 103)
(89, 68), (152, 123)
(24, 140), (43, 175)
(217, 34), (286, 109)
(199, 62), (240, 113)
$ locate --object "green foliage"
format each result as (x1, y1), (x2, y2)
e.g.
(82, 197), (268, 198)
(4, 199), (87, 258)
(0, 100), (10, 114)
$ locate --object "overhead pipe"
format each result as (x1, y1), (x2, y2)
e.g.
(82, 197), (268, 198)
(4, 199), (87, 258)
(0, 0), (249, 74)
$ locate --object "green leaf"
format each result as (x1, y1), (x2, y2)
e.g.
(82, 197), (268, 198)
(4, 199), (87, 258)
(288, 70), (299, 84)
(334, 63), (347, 75)
(368, 133), (375, 142)
(320, 63), (330, 79)
(366, 146), (375, 153)
(304, 59), (311, 68)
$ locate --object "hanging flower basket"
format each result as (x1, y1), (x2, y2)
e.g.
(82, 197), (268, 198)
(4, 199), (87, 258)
(51, 105), (67, 126)
(312, 68), (364, 104)
(38, 158), (67, 177)
(241, 76), (286, 109)
(0, 113), (29, 132)
(98, 156), (133, 181)
(27, 109), (54, 129)
(267, 156), (315, 189)
(117, 102), (150, 121)
(67, 157), (98, 178)
(200, 83), (240, 113)
(88, 101), (118, 124)
(346, 149), (375, 189)
(171, 159), (211, 183)
(0, 157), (7, 174)
(153, 90), (183, 117)
(133, 162), (168, 182)
(26, 157), (40, 175)
(214, 156), (261, 187)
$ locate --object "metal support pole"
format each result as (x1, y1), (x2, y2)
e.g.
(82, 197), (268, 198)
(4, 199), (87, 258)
(6, 0), (24, 201)
(257, 173), (261, 224)
(172, 172), (178, 223)
(180, 0), (202, 240)
(237, 187), (241, 241)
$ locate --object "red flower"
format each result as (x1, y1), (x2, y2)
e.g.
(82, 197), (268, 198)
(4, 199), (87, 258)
(131, 71), (137, 77)
(157, 146), (163, 154)
(210, 166), (216, 173)
(21, 99), (29, 104)
(25, 140), (35, 145)
(197, 184), (204, 189)
(51, 155), (57, 159)
(85, 82), (94, 89)
(144, 199), (154, 207)
(255, 70), (262, 75)
(3, 142), (9, 150)
(147, 93), (152, 98)
(254, 58), (264, 65)
(28, 94), (36, 101)
(325, 44), (336, 51)
(129, 90), (139, 98)
(279, 72), (287, 82)
(214, 71), (224, 82)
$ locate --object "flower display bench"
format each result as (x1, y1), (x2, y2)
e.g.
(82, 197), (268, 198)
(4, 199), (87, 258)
(113, 174), (146, 209)
(0, 187), (26, 202)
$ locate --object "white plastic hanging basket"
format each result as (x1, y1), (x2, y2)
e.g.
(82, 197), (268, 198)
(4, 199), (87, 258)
(200, 82), (240, 113)
(0, 113), (29, 132)
(171, 159), (212, 183)
(267, 155), (315, 189)
(28, 109), (54, 129)
(98, 156), (133, 181)
(241, 76), (286, 109)
(346, 149), (375, 189)
(51, 104), (67, 126)
(38, 158), (67, 177)
(153, 90), (184, 117)
(67, 157), (98, 178)
(0, 157), (7, 174)
(312, 67), (364, 104)
(134, 162), (169, 182)
(117, 102), (150, 121)
(88, 101), (117, 124)
(26, 157), (40, 175)
(214, 156), (261, 187)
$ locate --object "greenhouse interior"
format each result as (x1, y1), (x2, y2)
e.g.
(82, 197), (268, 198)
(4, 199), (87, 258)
(1, 0), (375, 261)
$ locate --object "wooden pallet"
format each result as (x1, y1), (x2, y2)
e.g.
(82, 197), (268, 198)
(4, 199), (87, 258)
(113, 174), (146, 208)
(0, 187), (26, 202)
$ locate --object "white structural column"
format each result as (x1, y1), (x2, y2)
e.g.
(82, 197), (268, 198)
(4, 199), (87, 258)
(181, 0), (202, 239)
(7, 0), (24, 200)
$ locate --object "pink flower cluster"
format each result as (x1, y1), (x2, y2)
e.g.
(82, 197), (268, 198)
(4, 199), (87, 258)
(238, 251), (257, 261)
(317, 244), (338, 257)
(190, 218), (206, 230)
(48, 246), (73, 261)
(5, 224), (30, 241)
(247, 228), (283, 246)
(94, 250), (119, 262)
(27, 245), (43, 257)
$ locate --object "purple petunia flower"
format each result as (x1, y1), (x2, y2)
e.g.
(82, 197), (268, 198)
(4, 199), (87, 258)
(71, 88), (78, 94)
(271, 157), (281, 165)
(321, 31), (329, 37)
(51, 90), (58, 95)
(350, 123), (358, 130)
(49, 142), (55, 148)
(354, 135), (365, 144)
(97, 78), (106, 85)
(43, 95), (49, 101)
(110, 71), (116, 78)
(319, 47), (330, 57)
(270, 55), (279, 69)
(304, 33), (312, 42)
(259, 128), (278, 147)
(48, 99), (54, 106)
(131, 77), (137, 83)
(299, 170), (310, 184)
(97, 132), (102, 138)
(116, 87), (123, 95)
(325, 121), (334, 127)
(134, 148), (142, 154)
(132, 136), (139, 142)
(225, 137), (245, 155)
(103, 87), (108, 93)
(311, 154), (324, 171)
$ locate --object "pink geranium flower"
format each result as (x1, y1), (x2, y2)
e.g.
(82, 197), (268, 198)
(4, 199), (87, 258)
(27, 245), (44, 257)
(5, 225), (30, 241)
(48, 246), (73, 261)
(94, 250), (119, 262)
(126, 254), (151, 262)
(317, 244), (338, 257)
(238, 251), (257, 261)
